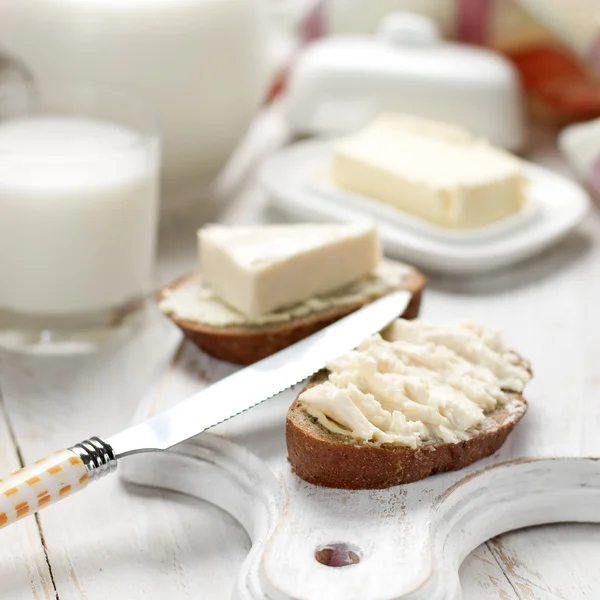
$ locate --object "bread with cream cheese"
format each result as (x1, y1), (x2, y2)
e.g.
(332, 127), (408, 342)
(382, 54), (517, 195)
(286, 320), (531, 489)
(158, 261), (425, 365)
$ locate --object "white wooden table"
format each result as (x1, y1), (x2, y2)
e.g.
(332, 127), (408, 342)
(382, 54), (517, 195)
(2, 112), (600, 600)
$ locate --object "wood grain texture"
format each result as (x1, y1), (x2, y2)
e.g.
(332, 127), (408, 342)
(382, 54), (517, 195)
(0, 319), (253, 600)
(419, 133), (600, 599)
(0, 386), (56, 600)
(2, 114), (600, 598)
(489, 525), (600, 600)
(0, 107), (288, 600)
(459, 545), (520, 600)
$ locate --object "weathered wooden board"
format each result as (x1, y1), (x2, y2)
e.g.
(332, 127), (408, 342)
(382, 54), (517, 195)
(2, 117), (600, 599)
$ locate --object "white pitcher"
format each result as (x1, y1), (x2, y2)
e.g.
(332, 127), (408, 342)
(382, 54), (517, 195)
(0, 0), (270, 211)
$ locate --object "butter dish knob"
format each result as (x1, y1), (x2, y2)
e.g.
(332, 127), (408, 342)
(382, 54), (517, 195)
(0, 437), (117, 529)
(377, 12), (440, 47)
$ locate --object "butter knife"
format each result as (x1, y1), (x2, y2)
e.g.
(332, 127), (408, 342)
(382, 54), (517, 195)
(0, 290), (411, 529)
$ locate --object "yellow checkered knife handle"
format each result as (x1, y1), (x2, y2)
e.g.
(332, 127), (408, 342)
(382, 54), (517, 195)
(0, 438), (116, 529)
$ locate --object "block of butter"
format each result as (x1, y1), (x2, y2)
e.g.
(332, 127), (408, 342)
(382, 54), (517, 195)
(331, 114), (526, 229)
(199, 223), (381, 318)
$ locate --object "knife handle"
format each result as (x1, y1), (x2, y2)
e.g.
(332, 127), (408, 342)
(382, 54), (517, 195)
(0, 437), (116, 529)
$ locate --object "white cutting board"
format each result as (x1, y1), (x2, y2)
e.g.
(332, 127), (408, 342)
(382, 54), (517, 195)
(119, 339), (600, 600)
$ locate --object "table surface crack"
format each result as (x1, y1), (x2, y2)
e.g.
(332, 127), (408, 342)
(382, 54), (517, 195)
(0, 389), (60, 600)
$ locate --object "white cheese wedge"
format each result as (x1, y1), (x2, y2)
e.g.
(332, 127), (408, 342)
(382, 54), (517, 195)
(199, 223), (381, 318)
(331, 114), (526, 229)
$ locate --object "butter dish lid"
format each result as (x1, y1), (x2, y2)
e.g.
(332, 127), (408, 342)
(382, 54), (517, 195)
(286, 12), (524, 150)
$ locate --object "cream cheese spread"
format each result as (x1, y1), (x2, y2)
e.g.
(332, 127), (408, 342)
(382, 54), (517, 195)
(299, 319), (531, 448)
(159, 259), (412, 328)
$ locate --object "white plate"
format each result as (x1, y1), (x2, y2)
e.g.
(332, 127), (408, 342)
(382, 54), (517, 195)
(260, 140), (591, 275)
(308, 176), (540, 244)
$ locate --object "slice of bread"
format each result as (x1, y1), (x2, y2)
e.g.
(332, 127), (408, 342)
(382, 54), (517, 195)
(158, 264), (425, 365)
(287, 368), (529, 490)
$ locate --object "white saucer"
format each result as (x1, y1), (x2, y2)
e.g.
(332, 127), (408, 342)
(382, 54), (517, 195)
(260, 139), (591, 275)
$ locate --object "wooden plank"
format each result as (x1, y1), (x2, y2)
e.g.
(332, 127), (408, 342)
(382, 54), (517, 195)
(0, 317), (253, 600)
(425, 213), (600, 599)
(460, 545), (520, 600)
(425, 139), (600, 599)
(3, 117), (599, 599)
(0, 365), (56, 600)
(0, 106), (288, 600)
(488, 525), (600, 600)
(130, 337), (600, 599)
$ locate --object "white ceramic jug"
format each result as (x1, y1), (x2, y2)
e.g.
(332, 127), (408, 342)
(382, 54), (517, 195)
(0, 0), (269, 211)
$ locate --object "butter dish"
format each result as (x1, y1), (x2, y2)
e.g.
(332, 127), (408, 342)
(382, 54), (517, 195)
(308, 177), (540, 244)
(260, 140), (590, 275)
(558, 118), (600, 196)
(285, 12), (524, 151)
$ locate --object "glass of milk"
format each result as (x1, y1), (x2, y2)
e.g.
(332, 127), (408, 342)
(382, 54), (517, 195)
(0, 83), (160, 354)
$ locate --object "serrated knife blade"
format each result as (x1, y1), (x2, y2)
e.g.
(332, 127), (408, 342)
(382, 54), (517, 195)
(0, 289), (410, 530)
(108, 289), (411, 457)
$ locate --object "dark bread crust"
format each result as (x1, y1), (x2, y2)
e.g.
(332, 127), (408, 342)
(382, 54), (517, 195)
(286, 371), (528, 489)
(158, 265), (425, 365)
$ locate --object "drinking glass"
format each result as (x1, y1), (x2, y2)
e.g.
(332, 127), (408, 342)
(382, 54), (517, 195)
(0, 83), (160, 353)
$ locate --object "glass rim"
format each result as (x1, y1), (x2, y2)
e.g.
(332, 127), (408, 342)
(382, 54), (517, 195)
(0, 81), (160, 160)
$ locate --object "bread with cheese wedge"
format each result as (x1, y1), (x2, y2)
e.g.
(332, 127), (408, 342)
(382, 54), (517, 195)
(159, 261), (425, 365)
(159, 223), (425, 365)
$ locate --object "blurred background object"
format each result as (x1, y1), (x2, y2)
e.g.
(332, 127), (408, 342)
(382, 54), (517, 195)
(0, 0), (270, 214)
(326, 0), (455, 36)
(0, 0), (597, 217)
(470, 0), (600, 126)
(285, 11), (524, 150)
(260, 1), (598, 275)
(276, 0), (600, 127)
(559, 118), (600, 198)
